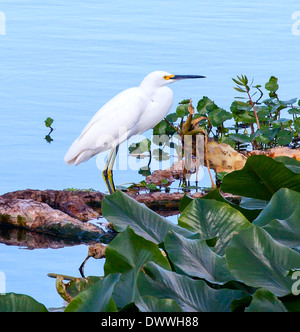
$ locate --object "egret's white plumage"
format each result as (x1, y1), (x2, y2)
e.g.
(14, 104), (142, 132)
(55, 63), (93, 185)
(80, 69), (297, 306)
(64, 70), (205, 193)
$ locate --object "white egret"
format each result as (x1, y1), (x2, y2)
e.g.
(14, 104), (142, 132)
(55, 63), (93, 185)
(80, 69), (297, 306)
(64, 71), (205, 194)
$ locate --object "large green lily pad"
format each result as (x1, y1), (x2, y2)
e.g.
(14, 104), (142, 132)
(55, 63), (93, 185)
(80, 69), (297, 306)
(221, 155), (300, 200)
(226, 226), (300, 297)
(178, 198), (252, 255)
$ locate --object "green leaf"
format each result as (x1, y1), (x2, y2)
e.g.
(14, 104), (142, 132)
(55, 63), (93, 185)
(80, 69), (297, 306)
(288, 108), (300, 115)
(236, 74), (248, 86)
(145, 182), (159, 192)
(54, 275), (102, 302)
(273, 118), (293, 129)
(245, 289), (288, 312)
(65, 274), (120, 312)
(234, 87), (247, 93)
(104, 227), (171, 309)
(138, 166), (151, 177)
(176, 104), (189, 118)
(44, 134), (53, 143)
(276, 130), (294, 146)
(216, 172), (228, 181)
(229, 133), (253, 144)
(230, 101), (251, 115)
(221, 155), (300, 201)
(128, 138), (151, 155)
(256, 128), (280, 142)
(164, 231), (235, 284)
(263, 209), (300, 250)
(137, 262), (245, 312)
(44, 117), (54, 128)
(254, 189), (300, 227)
(237, 111), (256, 123)
(178, 198), (252, 255)
(101, 191), (194, 244)
(202, 189), (261, 222)
(179, 99), (190, 105)
(165, 113), (178, 123)
(232, 77), (244, 86)
(221, 137), (236, 148)
(255, 135), (271, 144)
(153, 120), (177, 136)
(196, 96), (215, 115)
(280, 98), (297, 106)
(274, 157), (300, 174)
(208, 108), (232, 127)
(239, 197), (267, 210)
(253, 189), (300, 249)
(135, 295), (183, 312)
(226, 226), (300, 297)
(256, 106), (272, 120)
(179, 194), (193, 212)
(0, 293), (48, 312)
(265, 76), (279, 92)
(295, 118), (300, 132)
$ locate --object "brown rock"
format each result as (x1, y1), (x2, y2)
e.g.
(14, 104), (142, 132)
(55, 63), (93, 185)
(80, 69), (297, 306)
(145, 161), (184, 186)
(248, 147), (300, 160)
(1, 189), (105, 222)
(0, 198), (104, 240)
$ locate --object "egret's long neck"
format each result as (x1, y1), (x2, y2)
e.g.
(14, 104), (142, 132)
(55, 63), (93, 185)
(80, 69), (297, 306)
(139, 79), (159, 97)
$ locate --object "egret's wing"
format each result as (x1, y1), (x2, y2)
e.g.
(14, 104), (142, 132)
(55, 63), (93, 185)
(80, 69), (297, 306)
(78, 88), (140, 139)
(64, 87), (149, 165)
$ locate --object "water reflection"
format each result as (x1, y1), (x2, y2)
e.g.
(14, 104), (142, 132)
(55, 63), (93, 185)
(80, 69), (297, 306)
(0, 224), (115, 249)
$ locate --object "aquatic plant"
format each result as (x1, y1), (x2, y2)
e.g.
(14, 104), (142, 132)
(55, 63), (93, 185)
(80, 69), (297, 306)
(1, 155), (300, 312)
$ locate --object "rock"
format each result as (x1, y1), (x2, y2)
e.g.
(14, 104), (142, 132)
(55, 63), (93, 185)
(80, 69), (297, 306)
(0, 198), (104, 240)
(145, 161), (184, 186)
(206, 141), (247, 173)
(126, 190), (204, 216)
(1, 189), (105, 222)
(247, 147), (300, 160)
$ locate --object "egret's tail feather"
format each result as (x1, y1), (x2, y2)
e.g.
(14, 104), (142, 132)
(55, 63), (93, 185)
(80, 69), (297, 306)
(65, 158), (76, 165)
(64, 134), (117, 166)
(73, 150), (94, 166)
(64, 149), (94, 166)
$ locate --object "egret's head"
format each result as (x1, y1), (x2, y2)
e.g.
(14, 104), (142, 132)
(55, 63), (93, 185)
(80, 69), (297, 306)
(141, 71), (206, 89)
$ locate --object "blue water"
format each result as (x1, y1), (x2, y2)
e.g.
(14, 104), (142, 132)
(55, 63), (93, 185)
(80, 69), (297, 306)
(0, 0), (299, 308)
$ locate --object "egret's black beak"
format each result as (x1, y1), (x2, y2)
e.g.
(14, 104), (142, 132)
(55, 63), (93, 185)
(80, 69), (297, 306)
(173, 75), (206, 80)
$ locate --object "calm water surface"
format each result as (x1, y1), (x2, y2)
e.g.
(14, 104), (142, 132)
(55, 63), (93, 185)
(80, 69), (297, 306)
(0, 0), (299, 308)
